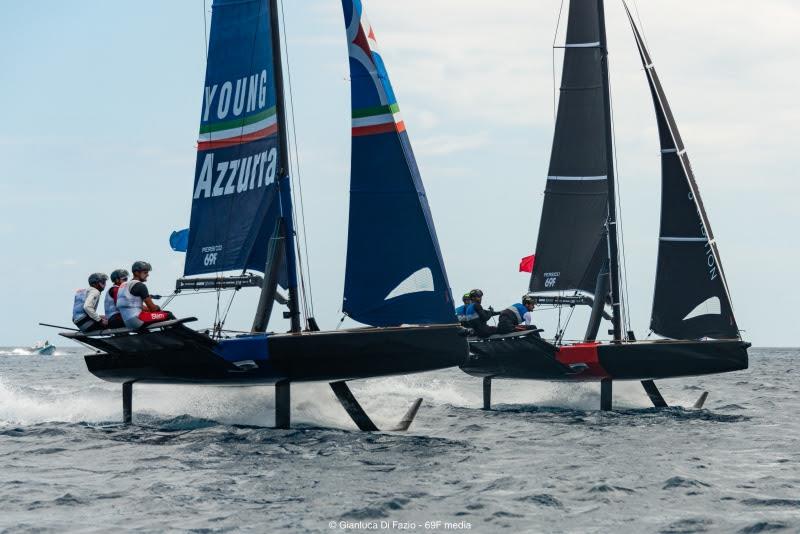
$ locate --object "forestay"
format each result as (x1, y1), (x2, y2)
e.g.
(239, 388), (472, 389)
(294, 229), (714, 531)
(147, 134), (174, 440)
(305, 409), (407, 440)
(624, 5), (739, 339)
(529, 0), (609, 295)
(184, 0), (283, 277)
(340, 0), (454, 326)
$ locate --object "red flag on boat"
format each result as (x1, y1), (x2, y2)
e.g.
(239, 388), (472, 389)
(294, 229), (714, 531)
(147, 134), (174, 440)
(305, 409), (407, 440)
(519, 254), (535, 273)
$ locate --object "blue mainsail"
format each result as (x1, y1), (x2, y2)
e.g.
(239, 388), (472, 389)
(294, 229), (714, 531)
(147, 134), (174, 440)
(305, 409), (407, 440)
(340, 0), (455, 326)
(184, 0), (283, 276)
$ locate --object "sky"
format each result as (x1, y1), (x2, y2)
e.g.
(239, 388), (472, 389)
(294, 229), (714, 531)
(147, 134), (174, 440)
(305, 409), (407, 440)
(0, 0), (798, 347)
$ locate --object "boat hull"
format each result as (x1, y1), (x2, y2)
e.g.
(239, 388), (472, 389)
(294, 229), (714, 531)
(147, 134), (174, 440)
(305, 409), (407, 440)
(76, 321), (468, 385)
(461, 331), (749, 381)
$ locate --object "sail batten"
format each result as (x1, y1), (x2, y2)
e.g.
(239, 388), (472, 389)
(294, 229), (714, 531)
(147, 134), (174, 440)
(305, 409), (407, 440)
(623, 3), (738, 339)
(184, 0), (284, 280)
(530, 0), (610, 296)
(340, 0), (454, 326)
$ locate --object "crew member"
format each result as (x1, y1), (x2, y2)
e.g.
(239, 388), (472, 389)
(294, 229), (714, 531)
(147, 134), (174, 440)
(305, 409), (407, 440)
(496, 295), (539, 336)
(72, 273), (109, 332)
(465, 289), (499, 338)
(117, 261), (174, 329)
(455, 293), (471, 326)
(104, 268), (129, 329)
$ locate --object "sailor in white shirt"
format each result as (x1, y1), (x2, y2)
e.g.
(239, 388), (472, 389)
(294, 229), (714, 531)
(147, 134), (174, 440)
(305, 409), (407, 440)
(72, 273), (109, 332)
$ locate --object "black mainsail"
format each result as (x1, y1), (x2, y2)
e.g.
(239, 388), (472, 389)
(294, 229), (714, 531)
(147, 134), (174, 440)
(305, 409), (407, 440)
(461, 1), (748, 412)
(624, 4), (739, 339)
(529, 0), (610, 297)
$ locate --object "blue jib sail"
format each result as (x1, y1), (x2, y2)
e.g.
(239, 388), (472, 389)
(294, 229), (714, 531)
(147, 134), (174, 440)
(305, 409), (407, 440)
(340, 0), (455, 326)
(184, 0), (282, 276)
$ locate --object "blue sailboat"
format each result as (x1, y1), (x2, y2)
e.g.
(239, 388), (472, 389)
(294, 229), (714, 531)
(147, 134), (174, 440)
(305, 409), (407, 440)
(63, 0), (466, 430)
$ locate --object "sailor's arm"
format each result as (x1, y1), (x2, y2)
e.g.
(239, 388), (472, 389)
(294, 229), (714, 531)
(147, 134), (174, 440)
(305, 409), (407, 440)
(143, 296), (160, 312)
(131, 283), (160, 312)
(475, 304), (496, 322)
(83, 289), (104, 322)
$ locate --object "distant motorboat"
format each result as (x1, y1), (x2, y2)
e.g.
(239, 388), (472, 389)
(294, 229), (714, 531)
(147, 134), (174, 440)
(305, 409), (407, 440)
(30, 341), (56, 356)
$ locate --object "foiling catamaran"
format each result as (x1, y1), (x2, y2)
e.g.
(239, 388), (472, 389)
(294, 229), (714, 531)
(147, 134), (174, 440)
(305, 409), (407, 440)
(461, 0), (749, 410)
(61, 0), (467, 430)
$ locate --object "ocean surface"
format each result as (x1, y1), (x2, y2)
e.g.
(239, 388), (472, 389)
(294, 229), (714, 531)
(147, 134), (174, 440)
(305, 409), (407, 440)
(0, 346), (797, 533)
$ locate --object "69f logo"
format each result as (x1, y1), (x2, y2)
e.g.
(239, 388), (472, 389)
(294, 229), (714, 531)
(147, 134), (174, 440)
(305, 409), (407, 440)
(543, 272), (560, 288)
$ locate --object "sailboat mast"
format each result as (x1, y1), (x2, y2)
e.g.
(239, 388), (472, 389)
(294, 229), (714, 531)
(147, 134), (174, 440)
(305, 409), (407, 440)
(264, 0), (301, 333)
(597, 0), (623, 342)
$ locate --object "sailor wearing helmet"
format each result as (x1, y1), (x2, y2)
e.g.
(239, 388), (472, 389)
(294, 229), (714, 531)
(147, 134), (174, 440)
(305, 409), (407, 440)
(464, 289), (499, 338)
(116, 261), (175, 329)
(72, 273), (109, 332)
(104, 268), (129, 329)
(496, 295), (539, 336)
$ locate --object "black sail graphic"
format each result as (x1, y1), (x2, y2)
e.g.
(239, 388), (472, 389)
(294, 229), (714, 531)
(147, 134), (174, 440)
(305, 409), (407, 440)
(624, 4), (739, 339)
(530, 0), (609, 295)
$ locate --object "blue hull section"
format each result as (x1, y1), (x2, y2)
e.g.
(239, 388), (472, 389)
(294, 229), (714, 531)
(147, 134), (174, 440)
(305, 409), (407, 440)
(81, 322), (468, 385)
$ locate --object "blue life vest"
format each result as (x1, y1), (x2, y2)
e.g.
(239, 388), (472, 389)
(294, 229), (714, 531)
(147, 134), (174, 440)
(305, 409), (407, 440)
(104, 286), (120, 318)
(464, 303), (480, 322)
(72, 288), (89, 324)
(506, 303), (528, 324)
(455, 305), (468, 323)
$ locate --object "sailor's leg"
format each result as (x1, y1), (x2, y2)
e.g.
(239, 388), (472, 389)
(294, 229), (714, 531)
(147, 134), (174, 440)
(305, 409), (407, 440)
(275, 380), (290, 429)
(600, 378), (612, 411)
(122, 381), (133, 424)
(482, 377), (492, 411)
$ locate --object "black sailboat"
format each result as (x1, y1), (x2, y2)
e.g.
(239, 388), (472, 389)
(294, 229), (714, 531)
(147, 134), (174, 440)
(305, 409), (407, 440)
(62, 0), (467, 430)
(461, 0), (748, 410)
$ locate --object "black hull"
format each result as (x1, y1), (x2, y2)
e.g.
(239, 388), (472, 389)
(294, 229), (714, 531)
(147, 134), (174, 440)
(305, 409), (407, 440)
(461, 331), (749, 381)
(76, 322), (468, 385)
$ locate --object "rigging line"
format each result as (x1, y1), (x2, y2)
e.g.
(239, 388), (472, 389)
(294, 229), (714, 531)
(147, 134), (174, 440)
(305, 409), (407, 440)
(219, 288), (239, 329)
(562, 304), (576, 341)
(201, 0), (209, 60)
(279, 0), (315, 319)
(214, 287), (222, 337)
(632, 0), (651, 52)
(606, 59), (633, 334)
(551, 0), (565, 122)
(556, 299), (563, 345)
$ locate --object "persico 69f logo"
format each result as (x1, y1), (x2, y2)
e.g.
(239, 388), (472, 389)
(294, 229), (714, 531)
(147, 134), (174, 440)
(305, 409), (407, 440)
(543, 272), (561, 288)
(201, 245), (223, 267)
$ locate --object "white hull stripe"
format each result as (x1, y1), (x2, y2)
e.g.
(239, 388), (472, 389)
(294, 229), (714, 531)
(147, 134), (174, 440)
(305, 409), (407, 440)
(198, 115), (277, 142)
(661, 148), (686, 155)
(565, 41), (601, 48)
(660, 237), (708, 242)
(548, 175), (607, 181)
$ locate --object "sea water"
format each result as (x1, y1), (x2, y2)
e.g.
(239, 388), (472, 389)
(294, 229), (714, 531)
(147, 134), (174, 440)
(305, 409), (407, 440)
(0, 347), (797, 533)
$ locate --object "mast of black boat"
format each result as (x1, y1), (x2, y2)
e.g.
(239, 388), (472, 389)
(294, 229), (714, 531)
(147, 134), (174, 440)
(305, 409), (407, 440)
(253, 0), (302, 335)
(597, 0), (623, 344)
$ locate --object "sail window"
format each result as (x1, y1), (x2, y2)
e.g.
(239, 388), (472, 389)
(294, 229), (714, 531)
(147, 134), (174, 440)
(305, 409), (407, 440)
(384, 268), (435, 301)
(547, 175), (607, 181)
(683, 297), (722, 321)
(565, 41), (601, 48)
(659, 237), (707, 242)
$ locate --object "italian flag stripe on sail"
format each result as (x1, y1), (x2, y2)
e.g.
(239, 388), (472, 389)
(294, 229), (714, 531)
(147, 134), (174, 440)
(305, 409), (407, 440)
(197, 107), (278, 151)
(352, 103), (406, 137)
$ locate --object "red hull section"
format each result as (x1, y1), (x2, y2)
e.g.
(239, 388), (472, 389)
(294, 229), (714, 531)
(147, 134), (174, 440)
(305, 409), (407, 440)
(462, 331), (748, 381)
(555, 343), (608, 379)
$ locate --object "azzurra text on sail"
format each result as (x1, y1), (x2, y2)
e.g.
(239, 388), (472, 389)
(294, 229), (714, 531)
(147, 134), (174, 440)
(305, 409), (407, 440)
(193, 149), (278, 200)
